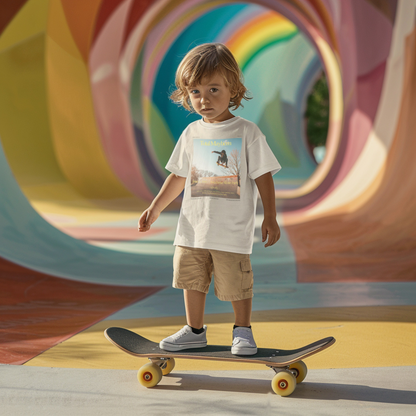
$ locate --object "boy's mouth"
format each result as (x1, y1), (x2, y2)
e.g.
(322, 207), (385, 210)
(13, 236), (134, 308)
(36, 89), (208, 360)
(201, 108), (213, 112)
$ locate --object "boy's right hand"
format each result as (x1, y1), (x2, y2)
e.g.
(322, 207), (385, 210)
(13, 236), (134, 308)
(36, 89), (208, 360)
(138, 207), (160, 232)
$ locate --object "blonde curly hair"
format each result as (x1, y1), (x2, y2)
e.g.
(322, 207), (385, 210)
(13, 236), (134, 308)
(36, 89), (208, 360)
(170, 43), (251, 112)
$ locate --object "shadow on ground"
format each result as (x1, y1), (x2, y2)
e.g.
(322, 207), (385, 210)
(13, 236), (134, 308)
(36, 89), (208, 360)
(159, 372), (416, 405)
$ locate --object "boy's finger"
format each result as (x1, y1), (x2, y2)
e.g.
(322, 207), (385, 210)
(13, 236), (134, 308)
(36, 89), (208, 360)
(262, 225), (268, 242)
(138, 217), (145, 228)
(266, 237), (275, 247)
(264, 232), (278, 247)
(138, 211), (149, 230)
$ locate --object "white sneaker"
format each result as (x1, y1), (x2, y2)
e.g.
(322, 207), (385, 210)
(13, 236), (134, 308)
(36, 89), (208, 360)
(231, 327), (257, 355)
(159, 325), (207, 351)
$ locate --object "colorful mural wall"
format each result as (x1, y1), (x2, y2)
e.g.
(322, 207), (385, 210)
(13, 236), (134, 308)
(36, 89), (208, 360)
(1, 0), (416, 363)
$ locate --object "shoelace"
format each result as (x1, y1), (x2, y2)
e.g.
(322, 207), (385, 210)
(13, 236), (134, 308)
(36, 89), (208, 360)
(233, 328), (254, 344)
(171, 327), (190, 341)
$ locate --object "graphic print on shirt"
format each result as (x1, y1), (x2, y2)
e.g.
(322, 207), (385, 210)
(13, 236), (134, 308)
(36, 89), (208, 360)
(191, 138), (242, 199)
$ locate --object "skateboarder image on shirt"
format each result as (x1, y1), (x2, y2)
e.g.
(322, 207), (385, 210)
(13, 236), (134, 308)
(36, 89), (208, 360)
(212, 150), (228, 168)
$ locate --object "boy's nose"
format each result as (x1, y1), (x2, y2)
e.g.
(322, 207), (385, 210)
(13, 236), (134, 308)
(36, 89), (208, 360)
(200, 95), (210, 104)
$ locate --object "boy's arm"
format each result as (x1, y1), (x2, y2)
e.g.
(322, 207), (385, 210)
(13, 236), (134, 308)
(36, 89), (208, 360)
(138, 173), (186, 232)
(254, 172), (280, 247)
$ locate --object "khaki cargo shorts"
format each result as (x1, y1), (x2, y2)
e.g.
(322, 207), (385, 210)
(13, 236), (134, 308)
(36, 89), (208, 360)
(173, 246), (253, 301)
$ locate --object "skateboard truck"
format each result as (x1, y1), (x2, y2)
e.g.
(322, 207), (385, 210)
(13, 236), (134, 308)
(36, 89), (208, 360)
(148, 357), (176, 375)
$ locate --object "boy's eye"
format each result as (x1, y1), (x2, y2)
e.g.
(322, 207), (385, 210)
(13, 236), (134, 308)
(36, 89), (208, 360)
(210, 88), (218, 93)
(190, 89), (199, 94)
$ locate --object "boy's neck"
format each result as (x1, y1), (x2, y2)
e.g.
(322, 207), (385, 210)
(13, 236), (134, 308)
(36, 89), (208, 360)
(203, 110), (235, 124)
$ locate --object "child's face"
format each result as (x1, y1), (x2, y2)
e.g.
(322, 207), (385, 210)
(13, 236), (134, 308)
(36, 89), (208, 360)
(187, 73), (234, 123)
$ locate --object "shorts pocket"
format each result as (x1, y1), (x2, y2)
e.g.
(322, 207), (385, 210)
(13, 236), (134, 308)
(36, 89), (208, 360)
(240, 259), (253, 290)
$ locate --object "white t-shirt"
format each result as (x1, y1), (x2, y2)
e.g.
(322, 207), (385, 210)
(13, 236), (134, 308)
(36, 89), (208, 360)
(165, 116), (281, 254)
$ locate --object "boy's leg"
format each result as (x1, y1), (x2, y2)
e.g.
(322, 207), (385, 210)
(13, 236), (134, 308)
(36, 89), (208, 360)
(159, 289), (207, 351)
(231, 298), (252, 327)
(231, 297), (257, 355)
(159, 247), (211, 351)
(231, 298), (256, 355)
(184, 289), (206, 329)
(210, 249), (257, 355)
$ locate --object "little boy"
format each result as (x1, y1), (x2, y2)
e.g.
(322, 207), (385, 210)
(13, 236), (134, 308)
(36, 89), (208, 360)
(138, 43), (281, 355)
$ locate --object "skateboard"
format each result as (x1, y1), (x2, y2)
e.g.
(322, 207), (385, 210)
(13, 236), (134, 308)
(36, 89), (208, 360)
(104, 327), (335, 396)
(216, 162), (229, 168)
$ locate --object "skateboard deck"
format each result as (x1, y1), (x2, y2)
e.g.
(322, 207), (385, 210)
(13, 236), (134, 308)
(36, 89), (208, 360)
(216, 162), (228, 168)
(104, 327), (335, 396)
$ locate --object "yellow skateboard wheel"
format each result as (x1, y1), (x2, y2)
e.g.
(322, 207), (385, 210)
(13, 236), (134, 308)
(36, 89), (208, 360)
(137, 363), (163, 388)
(161, 358), (175, 376)
(289, 360), (308, 383)
(271, 370), (297, 396)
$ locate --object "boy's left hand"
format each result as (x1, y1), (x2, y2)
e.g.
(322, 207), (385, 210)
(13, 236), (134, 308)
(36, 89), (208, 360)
(261, 218), (280, 247)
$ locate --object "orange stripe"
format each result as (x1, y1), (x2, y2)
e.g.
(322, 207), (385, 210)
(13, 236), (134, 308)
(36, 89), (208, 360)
(227, 12), (290, 50)
(0, 256), (163, 364)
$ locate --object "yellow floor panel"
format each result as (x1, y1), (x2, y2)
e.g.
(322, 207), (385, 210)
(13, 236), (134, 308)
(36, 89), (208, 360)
(25, 306), (416, 370)
(22, 182), (148, 226)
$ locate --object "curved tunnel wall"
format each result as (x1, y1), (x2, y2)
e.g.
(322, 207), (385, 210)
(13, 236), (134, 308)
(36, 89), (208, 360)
(0, 0), (415, 284)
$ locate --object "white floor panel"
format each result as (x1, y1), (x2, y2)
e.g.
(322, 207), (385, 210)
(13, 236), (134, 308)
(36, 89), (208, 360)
(1, 365), (415, 416)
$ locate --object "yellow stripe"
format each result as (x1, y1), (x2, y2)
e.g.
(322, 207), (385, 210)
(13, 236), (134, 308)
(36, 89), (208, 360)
(0, 0), (49, 53)
(0, 0), (67, 189)
(46, 0), (132, 199)
(25, 306), (416, 370)
(22, 182), (146, 226)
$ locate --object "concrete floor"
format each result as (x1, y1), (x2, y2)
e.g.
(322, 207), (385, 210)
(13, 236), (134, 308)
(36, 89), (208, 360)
(1, 365), (415, 416)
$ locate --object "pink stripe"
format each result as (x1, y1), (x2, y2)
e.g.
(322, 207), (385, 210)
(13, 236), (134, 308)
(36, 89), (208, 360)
(89, 0), (154, 200)
(61, 227), (169, 242)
